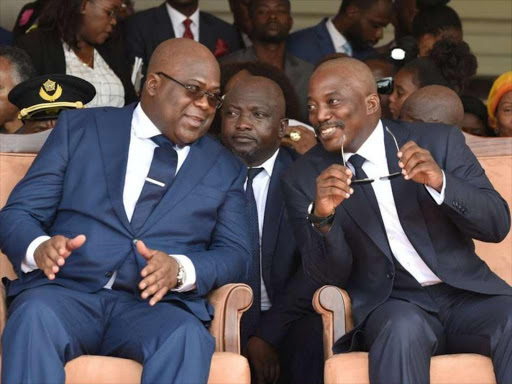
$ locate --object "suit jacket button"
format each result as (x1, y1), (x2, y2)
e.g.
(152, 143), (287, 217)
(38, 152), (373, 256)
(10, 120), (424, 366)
(105, 271), (113, 278)
(387, 272), (394, 279)
(132, 239), (139, 245)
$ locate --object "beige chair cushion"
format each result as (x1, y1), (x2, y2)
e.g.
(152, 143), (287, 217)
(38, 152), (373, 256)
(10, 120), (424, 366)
(64, 352), (249, 384)
(325, 352), (496, 384)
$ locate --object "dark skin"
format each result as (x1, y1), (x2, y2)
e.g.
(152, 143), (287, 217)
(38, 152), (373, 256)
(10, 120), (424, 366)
(76, 0), (122, 68)
(166, 0), (198, 17)
(308, 58), (443, 233)
(35, 39), (221, 306)
(332, 0), (392, 51)
(229, 0), (252, 35)
(249, 0), (293, 71)
(221, 76), (286, 384)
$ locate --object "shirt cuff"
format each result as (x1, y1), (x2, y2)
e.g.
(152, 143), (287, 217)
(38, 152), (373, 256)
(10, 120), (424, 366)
(169, 254), (196, 292)
(22, 235), (50, 273)
(425, 171), (446, 205)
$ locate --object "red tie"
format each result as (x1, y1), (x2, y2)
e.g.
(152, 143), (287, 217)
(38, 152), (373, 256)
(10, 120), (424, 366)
(182, 19), (194, 39)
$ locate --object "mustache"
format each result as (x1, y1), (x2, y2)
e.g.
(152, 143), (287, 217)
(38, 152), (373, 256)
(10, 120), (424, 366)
(315, 120), (345, 133)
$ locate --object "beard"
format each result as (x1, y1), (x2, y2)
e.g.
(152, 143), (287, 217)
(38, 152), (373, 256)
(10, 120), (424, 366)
(344, 24), (370, 51)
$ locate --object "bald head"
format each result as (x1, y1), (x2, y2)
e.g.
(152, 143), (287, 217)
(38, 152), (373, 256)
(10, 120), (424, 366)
(400, 85), (464, 126)
(146, 38), (218, 76)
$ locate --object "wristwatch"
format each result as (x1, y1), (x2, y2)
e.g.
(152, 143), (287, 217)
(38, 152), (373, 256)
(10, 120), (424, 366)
(175, 258), (186, 289)
(307, 202), (335, 228)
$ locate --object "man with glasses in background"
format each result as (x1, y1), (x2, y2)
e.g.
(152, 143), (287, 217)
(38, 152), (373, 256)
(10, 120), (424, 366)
(0, 38), (250, 383)
(281, 57), (512, 384)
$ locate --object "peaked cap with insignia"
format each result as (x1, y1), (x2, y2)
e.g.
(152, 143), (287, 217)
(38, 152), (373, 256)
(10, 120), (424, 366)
(8, 74), (96, 121)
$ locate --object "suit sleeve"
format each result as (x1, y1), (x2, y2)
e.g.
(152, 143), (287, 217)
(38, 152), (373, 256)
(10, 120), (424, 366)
(185, 165), (251, 296)
(439, 126), (510, 242)
(281, 172), (354, 288)
(0, 112), (70, 275)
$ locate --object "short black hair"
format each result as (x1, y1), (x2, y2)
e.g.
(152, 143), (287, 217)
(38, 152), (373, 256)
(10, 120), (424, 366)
(412, 5), (462, 39)
(403, 39), (477, 94)
(250, 0), (290, 12)
(0, 46), (35, 84)
(208, 61), (301, 139)
(460, 94), (494, 136)
(339, 0), (390, 13)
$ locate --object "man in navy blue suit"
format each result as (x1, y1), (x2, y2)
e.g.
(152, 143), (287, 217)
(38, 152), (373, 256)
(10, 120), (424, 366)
(0, 38), (250, 383)
(221, 75), (323, 384)
(124, 0), (241, 76)
(287, 0), (392, 65)
(282, 57), (512, 383)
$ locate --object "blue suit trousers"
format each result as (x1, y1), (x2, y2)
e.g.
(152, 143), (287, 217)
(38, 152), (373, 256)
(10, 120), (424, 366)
(2, 285), (215, 383)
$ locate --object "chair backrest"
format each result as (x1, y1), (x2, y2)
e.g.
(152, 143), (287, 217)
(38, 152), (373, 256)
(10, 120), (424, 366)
(466, 135), (512, 285)
(0, 153), (36, 280)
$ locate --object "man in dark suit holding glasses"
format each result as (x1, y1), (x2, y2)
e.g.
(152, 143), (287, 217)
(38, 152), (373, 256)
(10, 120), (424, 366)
(282, 57), (512, 384)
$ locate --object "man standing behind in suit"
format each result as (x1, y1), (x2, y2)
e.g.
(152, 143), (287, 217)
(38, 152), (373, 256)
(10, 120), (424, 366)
(124, 0), (241, 76)
(282, 57), (512, 383)
(221, 0), (314, 124)
(0, 38), (250, 383)
(287, 0), (393, 65)
(221, 75), (323, 384)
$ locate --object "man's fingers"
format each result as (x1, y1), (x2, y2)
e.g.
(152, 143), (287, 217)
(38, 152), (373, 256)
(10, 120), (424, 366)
(136, 240), (155, 260)
(141, 280), (162, 299)
(66, 234), (86, 252)
(398, 140), (417, 158)
(139, 268), (160, 289)
(149, 286), (169, 306)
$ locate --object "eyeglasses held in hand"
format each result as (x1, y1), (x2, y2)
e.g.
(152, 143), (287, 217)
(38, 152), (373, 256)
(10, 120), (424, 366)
(341, 126), (402, 185)
(156, 72), (223, 110)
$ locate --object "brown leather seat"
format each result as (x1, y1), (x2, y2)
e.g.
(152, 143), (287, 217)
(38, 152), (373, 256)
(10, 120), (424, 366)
(0, 152), (252, 384)
(314, 135), (512, 384)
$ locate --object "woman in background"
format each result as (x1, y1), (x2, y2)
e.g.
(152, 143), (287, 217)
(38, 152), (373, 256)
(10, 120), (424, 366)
(15, 0), (136, 107)
(487, 71), (512, 137)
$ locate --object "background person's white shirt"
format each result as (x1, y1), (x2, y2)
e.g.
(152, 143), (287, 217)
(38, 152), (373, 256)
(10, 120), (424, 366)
(22, 104), (197, 292)
(167, 3), (200, 42)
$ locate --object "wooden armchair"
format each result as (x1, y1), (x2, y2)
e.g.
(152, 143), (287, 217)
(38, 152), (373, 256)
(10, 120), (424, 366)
(0, 152), (252, 384)
(313, 135), (512, 384)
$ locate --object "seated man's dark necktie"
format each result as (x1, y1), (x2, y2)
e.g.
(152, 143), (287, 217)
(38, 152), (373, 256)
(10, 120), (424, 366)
(241, 167), (263, 347)
(113, 135), (177, 292)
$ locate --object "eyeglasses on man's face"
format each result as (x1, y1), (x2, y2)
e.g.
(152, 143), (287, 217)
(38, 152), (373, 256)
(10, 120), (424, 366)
(156, 72), (223, 110)
(341, 126), (402, 185)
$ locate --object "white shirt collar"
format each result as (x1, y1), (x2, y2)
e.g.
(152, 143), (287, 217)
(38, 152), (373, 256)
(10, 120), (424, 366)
(253, 148), (280, 178)
(345, 120), (387, 171)
(132, 103), (162, 140)
(325, 17), (349, 53)
(166, 3), (200, 31)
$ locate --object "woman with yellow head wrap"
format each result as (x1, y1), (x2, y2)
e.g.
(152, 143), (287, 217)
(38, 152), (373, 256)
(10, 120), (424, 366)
(487, 71), (512, 136)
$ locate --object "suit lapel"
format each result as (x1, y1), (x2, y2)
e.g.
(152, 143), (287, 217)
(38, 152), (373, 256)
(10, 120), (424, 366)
(311, 145), (393, 261)
(385, 121), (438, 272)
(95, 105), (136, 236)
(137, 136), (221, 235)
(155, 3), (176, 42)
(316, 19), (337, 57)
(199, 12), (216, 51)
(261, 149), (289, 286)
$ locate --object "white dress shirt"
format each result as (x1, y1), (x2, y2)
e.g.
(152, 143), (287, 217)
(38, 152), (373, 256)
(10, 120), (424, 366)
(245, 148), (280, 311)
(166, 3), (200, 42)
(343, 121), (443, 286)
(22, 104), (196, 292)
(325, 17), (352, 56)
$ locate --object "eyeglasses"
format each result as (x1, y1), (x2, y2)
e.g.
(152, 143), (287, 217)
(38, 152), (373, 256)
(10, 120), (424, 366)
(341, 126), (402, 185)
(377, 77), (393, 95)
(91, 1), (119, 20)
(156, 72), (223, 110)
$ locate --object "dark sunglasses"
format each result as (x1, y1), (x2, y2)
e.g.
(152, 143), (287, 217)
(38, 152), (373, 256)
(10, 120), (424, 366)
(156, 72), (223, 109)
(377, 77), (394, 95)
(341, 126), (402, 185)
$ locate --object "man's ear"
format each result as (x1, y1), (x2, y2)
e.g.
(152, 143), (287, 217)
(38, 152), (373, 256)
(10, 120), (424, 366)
(144, 74), (159, 96)
(278, 118), (289, 139)
(366, 94), (380, 115)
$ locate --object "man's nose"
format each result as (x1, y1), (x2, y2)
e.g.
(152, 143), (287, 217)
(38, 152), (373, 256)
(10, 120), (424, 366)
(236, 114), (253, 130)
(316, 104), (333, 123)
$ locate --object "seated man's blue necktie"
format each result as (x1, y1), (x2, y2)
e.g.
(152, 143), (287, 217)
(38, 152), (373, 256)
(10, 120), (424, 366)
(241, 167), (264, 346)
(131, 134), (178, 233)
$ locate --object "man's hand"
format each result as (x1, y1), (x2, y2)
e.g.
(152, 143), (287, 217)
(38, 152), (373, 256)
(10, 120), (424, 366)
(246, 336), (280, 384)
(315, 164), (353, 217)
(137, 240), (178, 306)
(34, 235), (86, 280)
(281, 125), (317, 155)
(398, 141), (443, 192)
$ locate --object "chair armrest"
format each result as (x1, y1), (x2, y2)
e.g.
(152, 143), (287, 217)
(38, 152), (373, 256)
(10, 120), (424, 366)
(207, 283), (252, 354)
(0, 280), (6, 354)
(313, 285), (354, 361)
